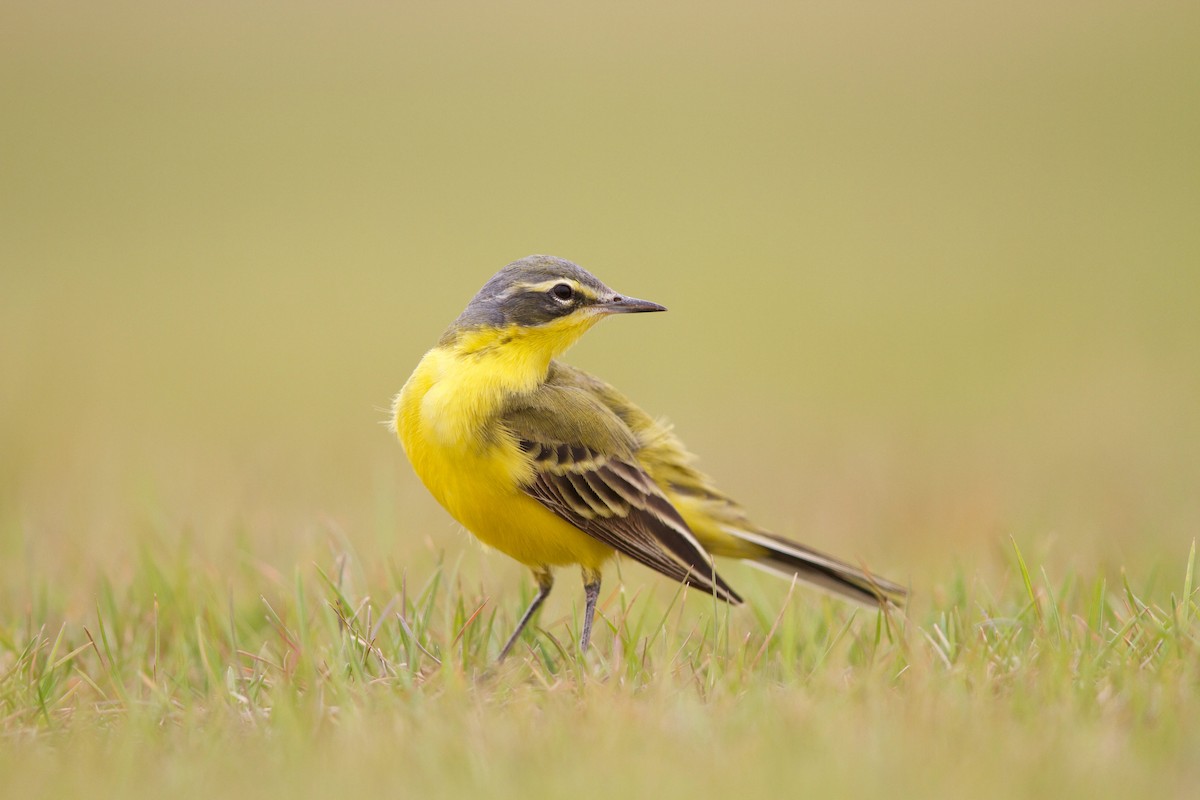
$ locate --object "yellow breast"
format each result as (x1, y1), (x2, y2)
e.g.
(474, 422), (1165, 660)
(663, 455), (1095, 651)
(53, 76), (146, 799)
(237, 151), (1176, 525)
(393, 341), (613, 571)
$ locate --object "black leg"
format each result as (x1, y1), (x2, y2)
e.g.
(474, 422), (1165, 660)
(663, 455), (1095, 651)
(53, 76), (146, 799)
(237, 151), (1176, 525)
(579, 569), (602, 653)
(498, 568), (553, 661)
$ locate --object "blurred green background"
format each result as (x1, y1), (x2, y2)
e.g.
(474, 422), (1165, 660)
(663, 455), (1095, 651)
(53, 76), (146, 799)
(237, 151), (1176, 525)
(3, 0), (1198, 606)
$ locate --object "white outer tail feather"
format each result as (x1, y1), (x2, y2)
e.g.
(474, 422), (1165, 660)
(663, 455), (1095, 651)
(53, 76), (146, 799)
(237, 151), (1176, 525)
(723, 526), (907, 608)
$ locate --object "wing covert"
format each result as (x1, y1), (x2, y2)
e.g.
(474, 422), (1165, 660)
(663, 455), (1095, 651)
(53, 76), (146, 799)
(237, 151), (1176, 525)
(508, 404), (741, 604)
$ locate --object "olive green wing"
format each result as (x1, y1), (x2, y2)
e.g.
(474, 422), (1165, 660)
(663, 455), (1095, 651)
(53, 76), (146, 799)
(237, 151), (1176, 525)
(502, 383), (742, 604)
(544, 363), (907, 608)
(543, 362), (738, 503)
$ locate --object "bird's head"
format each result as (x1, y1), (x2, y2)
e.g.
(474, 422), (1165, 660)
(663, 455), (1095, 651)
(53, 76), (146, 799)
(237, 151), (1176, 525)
(442, 255), (665, 360)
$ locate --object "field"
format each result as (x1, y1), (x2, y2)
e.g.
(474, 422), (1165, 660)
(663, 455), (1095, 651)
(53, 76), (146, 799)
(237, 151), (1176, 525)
(3, 2), (1199, 797)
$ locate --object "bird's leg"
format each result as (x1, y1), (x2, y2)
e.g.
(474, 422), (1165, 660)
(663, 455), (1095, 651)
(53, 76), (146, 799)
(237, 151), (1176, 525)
(579, 568), (602, 653)
(498, 568), (554, 661)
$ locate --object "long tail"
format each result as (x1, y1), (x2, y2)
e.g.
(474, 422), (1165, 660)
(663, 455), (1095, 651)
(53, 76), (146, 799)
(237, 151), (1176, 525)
(629, 415), (907, 608)
(729, 528), (907, 608)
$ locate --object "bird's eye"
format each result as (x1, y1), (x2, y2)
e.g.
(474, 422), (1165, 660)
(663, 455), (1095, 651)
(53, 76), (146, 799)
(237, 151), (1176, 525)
(550, 283), (574, 303)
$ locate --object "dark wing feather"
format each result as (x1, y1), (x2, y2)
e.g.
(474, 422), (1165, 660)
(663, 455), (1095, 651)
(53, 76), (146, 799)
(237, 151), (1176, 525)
(524, 449), (742, 604)
(505, 389), (741, 604)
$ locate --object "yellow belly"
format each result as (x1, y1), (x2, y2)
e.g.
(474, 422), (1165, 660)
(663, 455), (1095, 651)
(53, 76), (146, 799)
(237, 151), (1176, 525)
(394, 349), (613, 572)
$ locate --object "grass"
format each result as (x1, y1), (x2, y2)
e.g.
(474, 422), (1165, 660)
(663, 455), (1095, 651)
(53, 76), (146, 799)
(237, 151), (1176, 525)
(3, 535), (1199, 799)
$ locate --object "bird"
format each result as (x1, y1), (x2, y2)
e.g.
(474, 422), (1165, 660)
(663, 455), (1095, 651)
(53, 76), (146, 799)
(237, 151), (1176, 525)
(393, 255), (906, 660)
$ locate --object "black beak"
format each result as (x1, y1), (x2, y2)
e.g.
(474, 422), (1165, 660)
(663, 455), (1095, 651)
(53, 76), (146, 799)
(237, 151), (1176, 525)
(602, 294), (667, 314)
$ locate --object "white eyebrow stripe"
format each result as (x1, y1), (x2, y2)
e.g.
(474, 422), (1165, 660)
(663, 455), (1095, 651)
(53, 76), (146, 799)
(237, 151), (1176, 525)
(524, 278), (576, 292)
(521, 278), (599, 299)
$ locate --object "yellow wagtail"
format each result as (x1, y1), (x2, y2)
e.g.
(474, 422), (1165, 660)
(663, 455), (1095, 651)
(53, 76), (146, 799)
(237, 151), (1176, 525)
(394, 255), (906, 659)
